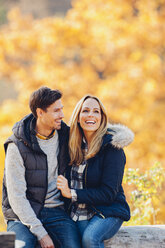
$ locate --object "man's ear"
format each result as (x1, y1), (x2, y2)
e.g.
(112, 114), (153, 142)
(36, 108), (43, 118)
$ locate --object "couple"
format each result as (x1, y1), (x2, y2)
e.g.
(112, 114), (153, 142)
(2, 86), (134, 248)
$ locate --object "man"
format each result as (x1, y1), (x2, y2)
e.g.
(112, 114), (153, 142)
(2, 87), (81, 248)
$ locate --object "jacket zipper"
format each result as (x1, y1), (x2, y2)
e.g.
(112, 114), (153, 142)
(91, 205), (105, 219)
(84, 163), (88, 186)
(84, 162), (105, 219)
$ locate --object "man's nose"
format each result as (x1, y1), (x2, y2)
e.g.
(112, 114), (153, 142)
(60, 110), (64, 118)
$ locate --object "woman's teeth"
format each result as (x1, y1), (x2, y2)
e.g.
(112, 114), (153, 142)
(85, 121), (96, 124)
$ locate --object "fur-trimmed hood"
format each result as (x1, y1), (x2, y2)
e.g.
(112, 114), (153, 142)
(105, 123), (134, 149)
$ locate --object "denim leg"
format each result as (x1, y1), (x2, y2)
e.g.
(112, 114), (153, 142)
(82, 216), (123, 248)
(7, 220), (37, 248)
(76, 220), (89, 237)
(40, 207), (81, 248)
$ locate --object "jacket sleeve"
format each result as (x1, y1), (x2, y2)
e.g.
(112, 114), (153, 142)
(75, 147), (126, 205)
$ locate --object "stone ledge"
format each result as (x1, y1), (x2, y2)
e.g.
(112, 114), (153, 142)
(1, 225), (165, 248)
(0, 232), (15, 248)
(104, 225), (165, 248)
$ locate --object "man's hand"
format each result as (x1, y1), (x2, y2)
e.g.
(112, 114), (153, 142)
(39, 234), (55, 248)
(57, 175), (71, 198)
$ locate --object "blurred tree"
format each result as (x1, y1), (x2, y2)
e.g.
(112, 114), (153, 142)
(0, 0), (165, 229)
(124, 162), (165, 225)
(0, 0), (7, 25)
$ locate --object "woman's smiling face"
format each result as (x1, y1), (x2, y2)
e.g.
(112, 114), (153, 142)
(78, 98), (102, 136)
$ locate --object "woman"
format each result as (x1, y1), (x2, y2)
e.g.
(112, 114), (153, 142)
(57, 95), (133, 248)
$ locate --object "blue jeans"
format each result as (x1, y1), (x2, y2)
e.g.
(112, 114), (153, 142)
(76, 216), (123, 248)
(7, 206), (81, 248)
(7, 220), (37, 248)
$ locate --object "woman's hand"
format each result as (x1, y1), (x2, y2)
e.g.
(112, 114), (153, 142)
(57, 175), (71, 198)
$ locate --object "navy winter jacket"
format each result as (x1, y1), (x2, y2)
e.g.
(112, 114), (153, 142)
(66, 133), (130, 221)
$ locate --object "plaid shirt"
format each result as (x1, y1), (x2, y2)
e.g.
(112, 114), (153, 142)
(70, 142), (94, 221)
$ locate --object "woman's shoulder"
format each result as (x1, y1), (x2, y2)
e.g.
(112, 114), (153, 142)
(101, 139), (126, 166)
(102, 136), (125, 154)
(101, 133), (126, 160)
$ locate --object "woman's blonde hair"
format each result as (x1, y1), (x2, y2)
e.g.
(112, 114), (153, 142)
(69, 95), (108, 165)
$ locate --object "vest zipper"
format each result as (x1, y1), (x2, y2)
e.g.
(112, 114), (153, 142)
(84, 162), (105, 219)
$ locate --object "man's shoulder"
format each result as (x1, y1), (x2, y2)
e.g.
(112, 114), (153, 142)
(4, 134), (17, 153)
(57, 121), (70, 146)
(60, 121), (70, 133)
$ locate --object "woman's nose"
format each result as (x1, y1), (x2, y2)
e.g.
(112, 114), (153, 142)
(87, 111), (93, 116)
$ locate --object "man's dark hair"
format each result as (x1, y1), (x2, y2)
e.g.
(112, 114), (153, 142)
(29, 86), (62, 118)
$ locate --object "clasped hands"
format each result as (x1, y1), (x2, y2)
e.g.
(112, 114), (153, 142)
(57, 175), (71, 199)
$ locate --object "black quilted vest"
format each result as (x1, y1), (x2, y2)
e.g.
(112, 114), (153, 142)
(2, 114), (69, 220)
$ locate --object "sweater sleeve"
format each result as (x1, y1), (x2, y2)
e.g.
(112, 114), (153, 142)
(5, 143), (47, 240)
(75, 148), (126, 205)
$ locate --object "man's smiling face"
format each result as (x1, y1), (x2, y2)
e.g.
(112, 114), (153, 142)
(38, 99), (64, 131)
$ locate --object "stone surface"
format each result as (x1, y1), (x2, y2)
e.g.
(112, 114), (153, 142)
(1, 225), (165, 248)
(0, 232), (15, 248)
(104, 225), (165, 248)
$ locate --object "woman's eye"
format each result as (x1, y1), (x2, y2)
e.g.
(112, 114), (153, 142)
(82, 109), (88, 112)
